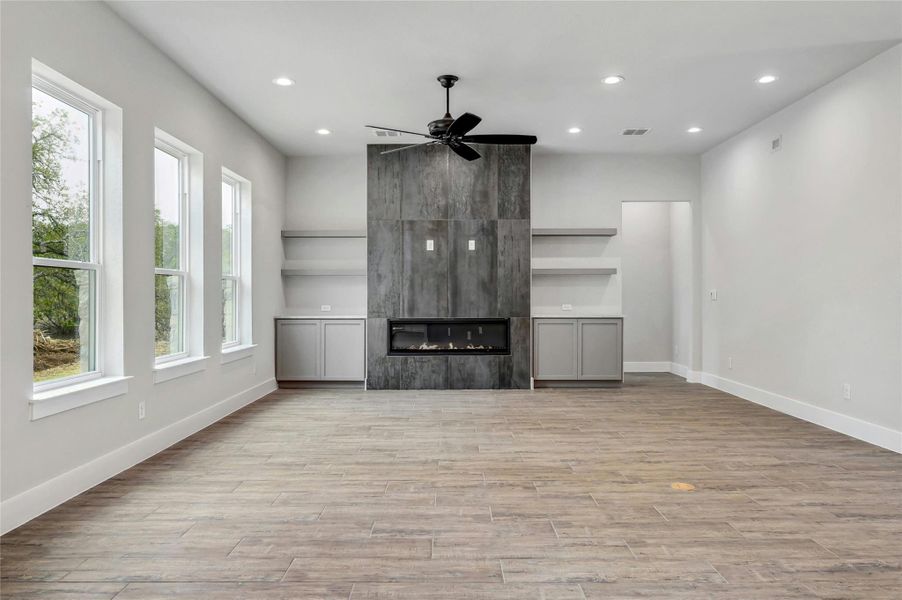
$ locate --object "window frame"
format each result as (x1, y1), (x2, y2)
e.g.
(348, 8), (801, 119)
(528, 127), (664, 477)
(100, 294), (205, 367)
(153, 139), (190, 364)
(221, 173), (241, 349)
(31, 75), (104, 392)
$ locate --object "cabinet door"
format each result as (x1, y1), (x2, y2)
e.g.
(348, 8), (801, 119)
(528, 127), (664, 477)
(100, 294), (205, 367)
(322, 320), (366, 381)
(276, 320), (321, 380)
(578, 319), (622, 380)
(533, 319), (578, 380)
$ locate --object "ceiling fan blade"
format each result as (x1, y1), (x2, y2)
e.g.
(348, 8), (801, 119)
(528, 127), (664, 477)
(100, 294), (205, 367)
(365, 125), (434, 138)
(379, 141), (438, 155)
(448, 141), (481, 161)
(460, 134), (538, 145)
(446, 112), (482, 137)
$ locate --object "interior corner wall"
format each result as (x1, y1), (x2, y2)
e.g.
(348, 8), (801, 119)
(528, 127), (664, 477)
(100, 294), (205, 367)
(621, 202), (673, 363)
(699, 44), (902, 449)
(531, 153), (700, 319)
(0, 1), (286, 531)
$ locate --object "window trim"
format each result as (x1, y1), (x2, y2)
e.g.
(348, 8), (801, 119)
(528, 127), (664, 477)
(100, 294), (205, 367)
(221, 174), (241, 349)
(31, 76), (104, 392)
(153, 140), (190, 364)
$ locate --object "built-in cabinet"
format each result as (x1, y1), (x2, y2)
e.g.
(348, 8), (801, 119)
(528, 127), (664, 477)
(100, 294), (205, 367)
(275, 318), (366, 382)
(533, 317), (623, 382)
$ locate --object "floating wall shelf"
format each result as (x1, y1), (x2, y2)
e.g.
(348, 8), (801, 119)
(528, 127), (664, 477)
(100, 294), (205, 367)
(532, 267), (618, 276)
(281, 229), (367, 239)
(281, 268), (367, 277)
(532, 228), (618, 237)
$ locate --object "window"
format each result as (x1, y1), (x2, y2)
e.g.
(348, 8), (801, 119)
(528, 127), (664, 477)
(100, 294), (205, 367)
(221, 175), (240, 347)
(32, 78), (101, 387)
(153, 142), (188, 361)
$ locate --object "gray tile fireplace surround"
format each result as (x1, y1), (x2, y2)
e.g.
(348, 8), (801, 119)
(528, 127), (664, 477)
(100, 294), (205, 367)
(367, 144), (531, 389)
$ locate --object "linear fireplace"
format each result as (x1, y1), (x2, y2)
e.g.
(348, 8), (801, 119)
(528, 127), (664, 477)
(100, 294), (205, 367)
(388, 318), (511, 355)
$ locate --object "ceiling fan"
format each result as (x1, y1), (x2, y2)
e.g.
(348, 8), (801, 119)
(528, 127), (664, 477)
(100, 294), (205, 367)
(366, 75), (538, 161)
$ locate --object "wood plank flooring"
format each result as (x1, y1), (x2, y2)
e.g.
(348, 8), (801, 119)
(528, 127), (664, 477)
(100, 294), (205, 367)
(2, 374), (900, 599)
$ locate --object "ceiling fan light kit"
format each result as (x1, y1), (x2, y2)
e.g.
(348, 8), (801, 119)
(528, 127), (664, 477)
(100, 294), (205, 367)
(366, 74), (538, 161)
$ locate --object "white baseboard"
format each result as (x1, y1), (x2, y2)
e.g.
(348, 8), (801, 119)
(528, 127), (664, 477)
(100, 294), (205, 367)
(624, 361), (673, 373)
(669, 362), (702, 382)
(0, 378), (277, 535)
(699, 372), (902, 454)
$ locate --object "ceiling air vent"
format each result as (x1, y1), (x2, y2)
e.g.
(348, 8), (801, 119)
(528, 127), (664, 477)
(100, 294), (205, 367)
(372, 129), (402, 137)
(621, 128), (651, 136)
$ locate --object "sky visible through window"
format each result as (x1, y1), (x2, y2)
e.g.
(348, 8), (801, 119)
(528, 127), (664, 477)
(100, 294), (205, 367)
(32, 87), (90, 227)
(153, 148), (180, 230)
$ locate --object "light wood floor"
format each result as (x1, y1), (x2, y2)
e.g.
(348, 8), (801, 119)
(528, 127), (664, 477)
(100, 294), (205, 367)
(2, 374), (901, 599)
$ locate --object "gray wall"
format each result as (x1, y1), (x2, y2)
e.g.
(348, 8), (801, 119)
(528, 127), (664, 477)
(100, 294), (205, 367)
(366, 144), (531, 389)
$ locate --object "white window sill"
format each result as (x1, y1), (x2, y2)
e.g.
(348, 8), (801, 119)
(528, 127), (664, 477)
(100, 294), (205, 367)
(31, 376), (132, 421)
(221, 343), (256, 365)
(153, 355), (209, 384)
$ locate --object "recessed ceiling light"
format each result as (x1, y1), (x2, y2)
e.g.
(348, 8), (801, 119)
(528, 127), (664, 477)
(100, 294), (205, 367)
(568, 127), (582, 134)
(272, 77), (295, 87)
(756, 74), (778, 84)
(315, 128), (331, 135)
(603, 75), (625, 85)
(687, 126), (703, 134)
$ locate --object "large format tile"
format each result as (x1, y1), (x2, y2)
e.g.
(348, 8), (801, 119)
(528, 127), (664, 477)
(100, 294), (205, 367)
(401, 356), (449, 389)
(366, 318), (399, 389)
(449, 144), (498, 220)
(401, 219), (449, 318)
(367, 144), (402, 220)
(367, 220), (401, 318)
(497, 145), (530, 219)
(449, 355), (500, 389)
(400, 144), (449, 220)
(496, 219), (530, 317)
(448, 219), (497, 317)
(3, 375), (900, 598)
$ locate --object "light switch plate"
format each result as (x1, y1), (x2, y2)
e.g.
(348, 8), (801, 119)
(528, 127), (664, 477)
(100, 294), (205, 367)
(709, 289), (718, 301)
(426, 239), (434, 251)
(468, 239), (476, 251)
(320, 304), (332, 312)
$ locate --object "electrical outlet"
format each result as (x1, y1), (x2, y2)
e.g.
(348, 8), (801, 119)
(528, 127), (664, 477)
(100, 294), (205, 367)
(426, 239), (434, 251)
(674, 344), (679, 357)
(561, 303), (573, 311)
(728, 356), (733, 370)
(842, 383), (852, 401)
(468, 239), (476, 251)
(138, 401), (146, 420)
(320, 304), (332, 312)
(709, 289), (718, 301)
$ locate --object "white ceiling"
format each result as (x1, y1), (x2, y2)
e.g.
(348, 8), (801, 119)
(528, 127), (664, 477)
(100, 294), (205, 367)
(109, 1), (902, 157)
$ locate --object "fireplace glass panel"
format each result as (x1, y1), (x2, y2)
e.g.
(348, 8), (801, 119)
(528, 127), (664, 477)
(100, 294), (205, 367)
(388, 318), (510, 355)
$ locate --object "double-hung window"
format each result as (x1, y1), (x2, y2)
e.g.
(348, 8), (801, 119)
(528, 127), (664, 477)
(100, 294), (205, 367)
(31, 78), (102, 387)
(153, 141), (189, 361)
(221, 175), (240, 347)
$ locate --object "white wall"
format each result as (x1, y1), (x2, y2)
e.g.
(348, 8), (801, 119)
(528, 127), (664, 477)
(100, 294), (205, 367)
(699, 44), (902, 449)
(669, 202), (696, 373)
(285, 155), (366, 230)
(531, 154), (699, 318)
(0, 1), (286, 531)
(283, 155), (367, 316)
(621, 202), (673, 364)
